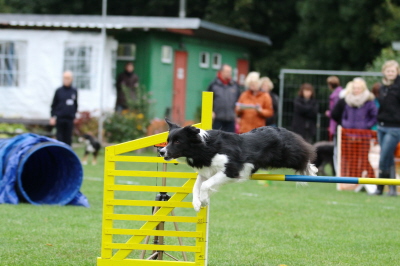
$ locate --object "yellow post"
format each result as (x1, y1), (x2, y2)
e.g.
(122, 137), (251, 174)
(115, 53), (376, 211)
(97, 92), (213, 266)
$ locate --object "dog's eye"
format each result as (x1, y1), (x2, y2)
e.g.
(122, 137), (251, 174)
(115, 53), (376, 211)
(174, 140), (180, 144)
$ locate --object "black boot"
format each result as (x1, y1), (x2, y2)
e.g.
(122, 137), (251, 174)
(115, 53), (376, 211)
(388, 185), (397, 196)
(373, 185), (384, 196)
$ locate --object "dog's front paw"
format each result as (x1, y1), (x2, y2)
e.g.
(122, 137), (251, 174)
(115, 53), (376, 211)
(192, 199), (202, 212)
(199, 190), (210, 207)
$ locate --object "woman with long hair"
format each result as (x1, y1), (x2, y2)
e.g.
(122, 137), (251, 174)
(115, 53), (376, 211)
(374, 60), (400, 196)
(291, 83), (319, 143)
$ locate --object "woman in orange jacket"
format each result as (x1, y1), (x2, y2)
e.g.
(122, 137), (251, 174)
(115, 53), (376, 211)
(235, 72), (274, 133)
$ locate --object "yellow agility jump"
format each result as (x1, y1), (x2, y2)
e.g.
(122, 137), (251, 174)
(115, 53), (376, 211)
(97, 92), (213, 266)
(97, 91), (399, 266)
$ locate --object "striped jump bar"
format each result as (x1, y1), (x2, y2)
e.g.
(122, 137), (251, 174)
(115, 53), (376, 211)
(251, 174), (400, 186)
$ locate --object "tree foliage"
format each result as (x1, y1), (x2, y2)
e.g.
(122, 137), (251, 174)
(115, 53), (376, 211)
(285, 0), (386, 71)
(1, 0), (400, 78)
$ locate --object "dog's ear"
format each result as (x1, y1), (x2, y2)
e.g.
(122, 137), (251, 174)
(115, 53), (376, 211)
(183, 126), (202, 143)
(165, 118), (180, 131)
(183, 126), (200, 135)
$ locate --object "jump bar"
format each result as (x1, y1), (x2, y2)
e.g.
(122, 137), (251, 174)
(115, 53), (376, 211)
(250, 174), (400, 186)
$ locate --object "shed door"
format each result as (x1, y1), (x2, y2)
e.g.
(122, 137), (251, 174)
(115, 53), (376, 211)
(237, 59), (249, 86)
(172, 51), (188, 125)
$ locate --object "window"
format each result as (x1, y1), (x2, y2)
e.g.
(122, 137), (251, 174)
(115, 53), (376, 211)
(199, 52), (209, 68)
(161, 45), (173, 64)
(0, 41), (26, 88)
(63, 44), (95, 90)
(117, 43), (136, 60)
(212, 53), (222, 69)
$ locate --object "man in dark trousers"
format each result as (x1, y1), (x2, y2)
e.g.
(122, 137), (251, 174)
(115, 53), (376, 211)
(50, 71), (78, 146)
(115, 62), (139, 112)
(207, 64), (241, 132)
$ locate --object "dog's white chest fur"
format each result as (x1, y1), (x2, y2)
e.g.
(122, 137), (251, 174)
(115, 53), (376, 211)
(195, 154), (228, 179)
(194, 154), (254, 180)
(85, 140), (95, 153)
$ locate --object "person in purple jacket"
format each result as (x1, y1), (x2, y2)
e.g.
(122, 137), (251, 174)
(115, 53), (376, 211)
(331, 78), (378, 179)
(331, 78), (377, 130)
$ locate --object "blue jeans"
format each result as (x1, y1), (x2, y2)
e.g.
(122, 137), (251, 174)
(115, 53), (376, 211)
(377, 126), (400, 172)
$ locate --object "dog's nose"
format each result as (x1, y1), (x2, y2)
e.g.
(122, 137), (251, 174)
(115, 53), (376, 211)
(159, 147), (166, 156)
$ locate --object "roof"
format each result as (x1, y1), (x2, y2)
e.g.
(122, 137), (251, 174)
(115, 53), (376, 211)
(0, 14), (272, 46)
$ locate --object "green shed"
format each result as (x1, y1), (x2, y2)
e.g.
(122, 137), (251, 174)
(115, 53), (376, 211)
(111, 18), (271, 124)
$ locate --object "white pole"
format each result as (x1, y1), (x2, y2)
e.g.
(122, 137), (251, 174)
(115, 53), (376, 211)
(179, 0), (186, 18)
(98, 0), (107, 143)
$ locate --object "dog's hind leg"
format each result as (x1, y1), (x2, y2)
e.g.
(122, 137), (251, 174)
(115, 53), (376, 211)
(92, 150), (99, 165)
(199, 172), (236, 208)
(192, 175), (206, 212)
(298, 162), (318, 176)
(82, 151), (89, 165)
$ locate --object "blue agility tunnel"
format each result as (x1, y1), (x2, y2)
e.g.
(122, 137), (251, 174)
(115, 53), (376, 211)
(0, 133), (89, 207)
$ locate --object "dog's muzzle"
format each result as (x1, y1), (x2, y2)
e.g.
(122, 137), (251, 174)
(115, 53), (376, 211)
(159, 147), (172, 161)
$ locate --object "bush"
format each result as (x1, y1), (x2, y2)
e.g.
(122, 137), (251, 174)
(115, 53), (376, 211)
(0, 123), (27, 138)
(74, 111), (99, 137)
(104, 111), (148, 143)
(104, 85), (153, 143)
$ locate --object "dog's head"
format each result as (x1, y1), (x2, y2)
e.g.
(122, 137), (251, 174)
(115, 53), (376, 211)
(78, 134), (92, 143)
(159, 118), (208, 161)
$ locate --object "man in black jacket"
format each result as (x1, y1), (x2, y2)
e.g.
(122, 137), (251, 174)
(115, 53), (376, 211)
(207, 64), (241, 132)
(50, 71), (78, 146)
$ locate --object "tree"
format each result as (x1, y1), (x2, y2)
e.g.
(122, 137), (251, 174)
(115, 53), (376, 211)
(372, 0), (400, 44)
(366, 47), (400, 72)
(284, 0), (387, 71)
(3, 0), (400, 79)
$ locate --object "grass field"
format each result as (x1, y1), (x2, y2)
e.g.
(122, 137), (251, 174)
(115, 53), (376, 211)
(1, 147), (400, 266)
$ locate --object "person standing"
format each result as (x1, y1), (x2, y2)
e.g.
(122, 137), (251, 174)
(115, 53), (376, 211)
(331, 78), (377, 178)
(325, 76), (343, 175)
(207, 64), (241, 132)
(50, 71), (78, 146)
(374, 60), (400, 196)
(326, 76), (343, 139)
(291, 83), (319, 143)
(115, 62), (139, 112)
(331, 78), (377, 130)
(260, 77), (279, 126)
(235, 72), (273, 134)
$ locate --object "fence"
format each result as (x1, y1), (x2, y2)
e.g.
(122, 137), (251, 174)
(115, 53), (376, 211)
(278, 69), (382, 141)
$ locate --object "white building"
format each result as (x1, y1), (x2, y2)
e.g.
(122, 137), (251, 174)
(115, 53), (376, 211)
(0, 28), (117, 120)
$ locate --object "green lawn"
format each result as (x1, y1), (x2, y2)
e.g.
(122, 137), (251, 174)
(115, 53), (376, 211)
(1, 147), (400, 266)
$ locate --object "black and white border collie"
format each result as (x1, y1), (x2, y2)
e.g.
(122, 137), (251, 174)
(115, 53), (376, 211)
(159, 119), (317, 212)
(78, 134), (101, 165)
